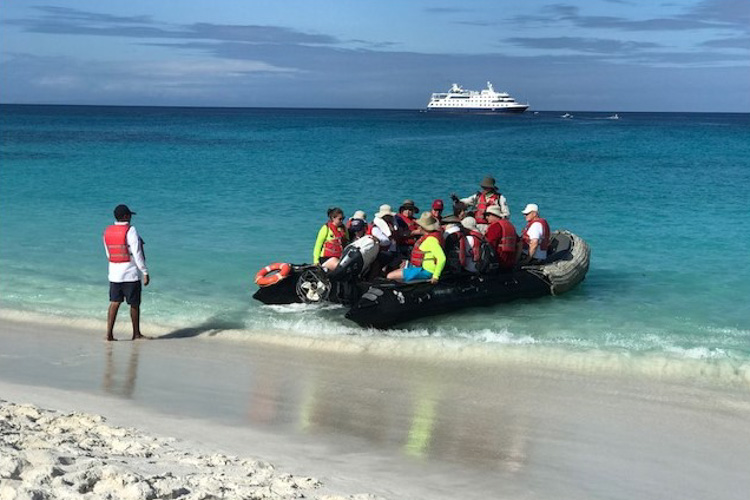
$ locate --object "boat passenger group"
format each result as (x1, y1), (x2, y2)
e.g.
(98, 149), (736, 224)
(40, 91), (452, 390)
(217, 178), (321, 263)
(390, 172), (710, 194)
(313, 176), (550, 284)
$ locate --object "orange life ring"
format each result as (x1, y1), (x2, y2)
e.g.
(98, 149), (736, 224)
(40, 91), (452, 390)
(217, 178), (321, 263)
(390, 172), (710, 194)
(255, 262), (292, 287)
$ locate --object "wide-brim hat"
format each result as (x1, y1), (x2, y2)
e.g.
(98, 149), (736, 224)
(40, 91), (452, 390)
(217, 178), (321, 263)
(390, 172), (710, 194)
(485, 205), (506, 219)
(480, 176), (497, 189)
(375, 204), (396, 218)
(461, 216), (478, 232)
(416, 212), (440, 232)
(352, 210), (367, 221)
(399, 199), (420, 213)
(441, 215), (460, 224)
(522, 203), (539, 214)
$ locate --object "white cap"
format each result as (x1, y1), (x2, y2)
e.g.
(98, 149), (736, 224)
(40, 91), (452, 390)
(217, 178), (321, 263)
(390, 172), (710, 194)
(461, 216), (478, 232)
(352, 210), (367, 221)
(522, 203), (539, 214)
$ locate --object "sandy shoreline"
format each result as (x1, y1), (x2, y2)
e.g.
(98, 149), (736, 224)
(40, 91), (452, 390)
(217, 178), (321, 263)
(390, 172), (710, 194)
(2, 316), (750, 499)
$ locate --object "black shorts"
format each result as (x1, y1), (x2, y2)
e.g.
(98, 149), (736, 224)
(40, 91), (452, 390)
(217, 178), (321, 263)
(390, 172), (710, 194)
(109, 281), (142, 306)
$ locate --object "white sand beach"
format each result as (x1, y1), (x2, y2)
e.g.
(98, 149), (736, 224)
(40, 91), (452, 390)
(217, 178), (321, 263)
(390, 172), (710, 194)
(1, 316), (750, 500)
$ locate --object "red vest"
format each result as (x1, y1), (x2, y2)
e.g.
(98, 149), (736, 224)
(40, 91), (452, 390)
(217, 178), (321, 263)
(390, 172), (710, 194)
(495, 219), (518, 253)
(409, 232), (443, 267)
(322, 222), (347, 258)
(522, 218), (550, 251)
(396, 213), (419, 245)
(475, 192), (500, 224)
(104, 224), (131, 263)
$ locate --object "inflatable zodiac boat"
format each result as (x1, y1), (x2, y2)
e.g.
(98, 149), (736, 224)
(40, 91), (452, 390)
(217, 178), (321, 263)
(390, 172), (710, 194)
(253, 231), (590, 328)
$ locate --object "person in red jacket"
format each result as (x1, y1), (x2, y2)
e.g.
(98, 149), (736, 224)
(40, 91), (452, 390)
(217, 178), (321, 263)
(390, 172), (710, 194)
(519, 203), (550, 264)
(103, 204), (150, 341)
(484, 205), (518, 272)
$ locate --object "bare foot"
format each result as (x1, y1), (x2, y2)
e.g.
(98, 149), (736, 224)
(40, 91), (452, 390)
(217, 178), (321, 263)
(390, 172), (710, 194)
(106, 337), (117, 342)
(132, 333), (149, 340)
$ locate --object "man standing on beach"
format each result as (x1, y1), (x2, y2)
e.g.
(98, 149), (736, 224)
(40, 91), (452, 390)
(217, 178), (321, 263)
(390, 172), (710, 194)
(103, 204), (150, 341)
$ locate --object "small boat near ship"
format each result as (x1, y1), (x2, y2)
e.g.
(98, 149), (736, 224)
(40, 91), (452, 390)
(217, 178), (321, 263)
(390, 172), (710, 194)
(607, 113), (620, 120)
(561, 113), (573, 119)
(253, 231), (590, 329)
(426, 82), (529, 113)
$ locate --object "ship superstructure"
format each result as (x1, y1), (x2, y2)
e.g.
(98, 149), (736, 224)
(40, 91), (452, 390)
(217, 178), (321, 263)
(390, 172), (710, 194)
(427, 82), (528, 113)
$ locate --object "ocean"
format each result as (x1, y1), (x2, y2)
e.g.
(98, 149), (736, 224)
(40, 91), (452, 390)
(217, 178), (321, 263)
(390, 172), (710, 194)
(1, 105), (749, 384)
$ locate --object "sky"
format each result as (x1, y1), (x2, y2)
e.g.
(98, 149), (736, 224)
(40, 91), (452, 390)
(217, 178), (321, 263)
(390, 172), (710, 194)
(1, 0), (748, 111)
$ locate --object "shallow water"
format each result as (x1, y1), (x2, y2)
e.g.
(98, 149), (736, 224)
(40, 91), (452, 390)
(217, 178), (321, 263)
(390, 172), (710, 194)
(1, 105), (749, 376)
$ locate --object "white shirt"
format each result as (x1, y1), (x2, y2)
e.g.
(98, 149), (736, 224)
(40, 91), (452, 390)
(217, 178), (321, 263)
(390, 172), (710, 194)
(525, 221), (547, 260)
(444, 224), (478, 273)
(104, 222), (148, 283)
(371, 217), (396, 252)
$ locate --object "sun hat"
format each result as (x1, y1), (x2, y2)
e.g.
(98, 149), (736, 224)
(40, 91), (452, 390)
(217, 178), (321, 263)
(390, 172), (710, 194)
(114, 204), (136, 220)
(399, 199), (420, 213)
(432, 199), (444, 210)
(522, 203), (539, 214)
(415, 212), (440, 232)
(375, 204), (396, 218)
(480, 176), (497, 189)
(461, 216), (479, 232)
(441, 214), (460, 224)
(485, 205), (506, 219)
(352, 210), (367, 221)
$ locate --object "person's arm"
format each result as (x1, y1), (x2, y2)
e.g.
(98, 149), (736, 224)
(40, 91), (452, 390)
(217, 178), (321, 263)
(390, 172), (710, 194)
(498, 195), (510, 218)
(127, 227), (149, 285)
(522, 222), (542, 262)
(371, 226), (390, 248)
(423, 238), (446, 282)
(459, 193), (478, 206)
(313, 225), (328, 264)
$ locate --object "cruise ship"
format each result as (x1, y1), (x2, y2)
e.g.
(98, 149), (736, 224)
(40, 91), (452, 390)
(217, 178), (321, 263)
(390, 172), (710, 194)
(426, 82), (529, 113)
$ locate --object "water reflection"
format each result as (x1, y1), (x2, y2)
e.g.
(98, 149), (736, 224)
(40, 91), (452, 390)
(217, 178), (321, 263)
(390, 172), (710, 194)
(102, 342), (140, 398)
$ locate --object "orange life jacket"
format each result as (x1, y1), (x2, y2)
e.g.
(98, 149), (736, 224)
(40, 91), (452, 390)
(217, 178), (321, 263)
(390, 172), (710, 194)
(409, 232), (443, 267)
(395, 213), (419, 246)
(475, 192), (500, 224)
(322, 222), (347, 258)
(521, 218), (550, 251)
(104, 224), (131, 263)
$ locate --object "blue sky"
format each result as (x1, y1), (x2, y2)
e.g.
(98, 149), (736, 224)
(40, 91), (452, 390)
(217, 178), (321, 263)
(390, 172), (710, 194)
(1, 0), (748, 111)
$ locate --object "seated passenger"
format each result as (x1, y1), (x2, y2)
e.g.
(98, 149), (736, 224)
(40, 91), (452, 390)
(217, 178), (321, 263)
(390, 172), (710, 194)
(519, 203), (550, 264)
(394, 199), (421, 258)
(369, 204), (399, 277)
(484, 205), (518, 273)
(313, 207), (349, 272)
(441, 214), (466, 275)
(387, 213), (445, 284)
(430, 199), (444, 224)
(457, 176), (510, 233)
(347, 210), (367, 241)
(460, 216), (485, 274)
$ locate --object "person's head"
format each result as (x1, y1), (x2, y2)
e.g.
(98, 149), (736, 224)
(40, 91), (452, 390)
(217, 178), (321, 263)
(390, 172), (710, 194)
(453, 201), (467, 219)
(431, 199), (444, 218)
(349, 218), (366, 235)
(399, 199), (419, 217)
(480, 176), (497, 193)
(485, 205), (506, 221)
(375, 204), (396, 223)
(461, 216), (479, 233)
(113, 204), (135, 222)
(522, 203), (539, 221)
(415, 212), (440, 233)
(351, 210), (367, 222)
(327, 207), (344, 225)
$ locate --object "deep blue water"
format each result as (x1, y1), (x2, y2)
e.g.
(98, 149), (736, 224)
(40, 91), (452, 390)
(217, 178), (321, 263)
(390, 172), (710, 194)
(1, 105), (749, 377)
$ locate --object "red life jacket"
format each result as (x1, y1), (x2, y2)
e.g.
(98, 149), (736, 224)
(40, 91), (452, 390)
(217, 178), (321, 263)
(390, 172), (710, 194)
(104, 224), (131, 263)
(409, 232), (443, 267)
(495, 219), (518, 253)
(521, 218), (550, 251)
(396, 213), (419, 245)
(474, 192), (500, 224)
(466, 230), (485, 263)
(322, 222), (347, 258)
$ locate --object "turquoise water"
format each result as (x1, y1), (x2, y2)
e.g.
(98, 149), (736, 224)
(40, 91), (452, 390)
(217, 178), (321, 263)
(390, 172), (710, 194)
(1, 105), (749, 374)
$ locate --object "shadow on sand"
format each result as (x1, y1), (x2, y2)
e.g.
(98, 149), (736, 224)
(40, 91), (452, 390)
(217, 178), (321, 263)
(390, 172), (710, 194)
(159, 315), (246, 339)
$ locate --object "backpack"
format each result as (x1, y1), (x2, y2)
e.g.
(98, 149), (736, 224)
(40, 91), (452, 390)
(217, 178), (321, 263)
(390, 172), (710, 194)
(475, 240), (500, 274)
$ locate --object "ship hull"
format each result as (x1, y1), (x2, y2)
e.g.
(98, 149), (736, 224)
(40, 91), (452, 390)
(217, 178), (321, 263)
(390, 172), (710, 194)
(425, 105), (528, 114)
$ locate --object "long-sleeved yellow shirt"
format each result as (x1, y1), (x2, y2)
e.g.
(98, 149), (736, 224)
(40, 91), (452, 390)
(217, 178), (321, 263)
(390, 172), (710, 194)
(313, 224), (348, 263)
(415, 235), (446, 280)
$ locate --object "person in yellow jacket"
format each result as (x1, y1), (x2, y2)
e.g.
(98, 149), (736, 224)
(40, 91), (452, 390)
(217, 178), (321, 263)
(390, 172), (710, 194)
(387, 212), (445, 284)
(313, 207), (349, 272)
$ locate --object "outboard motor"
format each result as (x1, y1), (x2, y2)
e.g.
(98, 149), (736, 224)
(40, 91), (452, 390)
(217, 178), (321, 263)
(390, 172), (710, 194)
(328, 236), (379, 282)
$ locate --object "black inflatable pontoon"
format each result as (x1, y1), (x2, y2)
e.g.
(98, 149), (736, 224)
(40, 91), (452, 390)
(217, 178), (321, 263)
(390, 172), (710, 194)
(253, 231), (590, 329)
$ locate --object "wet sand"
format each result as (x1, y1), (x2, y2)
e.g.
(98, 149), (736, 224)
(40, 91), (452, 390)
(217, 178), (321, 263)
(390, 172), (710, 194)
(1, 317), (749, 499)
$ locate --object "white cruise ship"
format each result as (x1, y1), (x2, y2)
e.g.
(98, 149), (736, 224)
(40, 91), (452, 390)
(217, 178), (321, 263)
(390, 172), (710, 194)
(427, 82), (528, 113)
